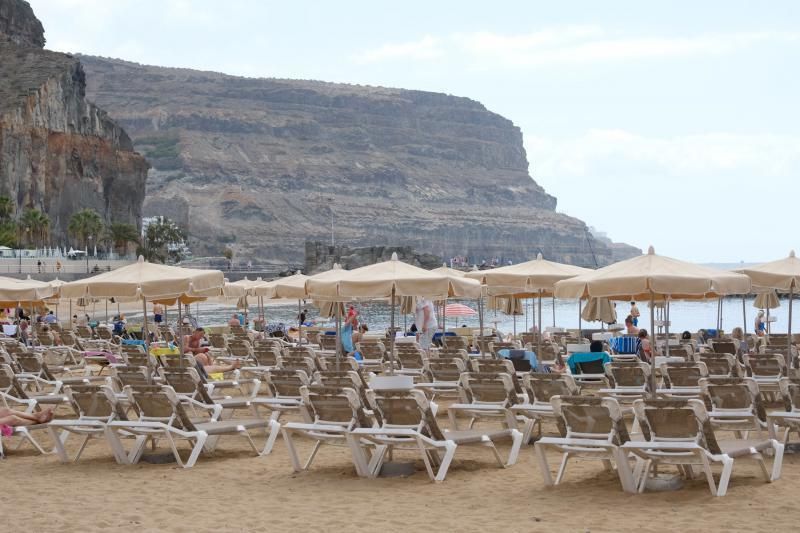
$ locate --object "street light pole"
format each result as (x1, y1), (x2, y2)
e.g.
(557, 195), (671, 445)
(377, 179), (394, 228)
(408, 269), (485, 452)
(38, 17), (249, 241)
(86, 235), (92, 273)
(329, 198), (334, 248)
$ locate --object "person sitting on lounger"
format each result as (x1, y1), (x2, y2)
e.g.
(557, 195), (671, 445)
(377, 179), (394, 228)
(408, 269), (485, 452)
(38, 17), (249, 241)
(228, 314), (241, 327)
(183, 327), (240, 374)
(636, 329), (653, 362)
(624, 316), (639, 336)
(1, 407), (54, 427)
(566, 340), (611, 374)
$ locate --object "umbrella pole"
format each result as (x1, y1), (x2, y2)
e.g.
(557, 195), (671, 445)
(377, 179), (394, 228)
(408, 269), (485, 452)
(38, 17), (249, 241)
(767, 307), (771, 335)
(478, 294), (484, 357)
(537, 289), (542, 359)
(105, 299), (108, 324)
(297, 299), (302, 346)
(69, 299), (72, 330)
(649, 291), (656, 398)
(665, 298), (671, 357)
(578, 299), (582, 340)
(335, 303), (342, 366)
(552, 296), (556, 327)
(142, 297), (150, 354)
(787, 286), (794, 367)
(389, 287), (396, 376)
(177, 301), (184, 368)
(742, 295), (747, 334)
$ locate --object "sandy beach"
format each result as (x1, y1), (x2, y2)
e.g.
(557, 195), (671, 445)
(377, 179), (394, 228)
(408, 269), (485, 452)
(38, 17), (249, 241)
(4, 403), (797, 533)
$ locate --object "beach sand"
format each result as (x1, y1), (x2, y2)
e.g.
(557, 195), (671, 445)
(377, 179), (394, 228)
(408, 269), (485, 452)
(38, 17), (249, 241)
(3, 405), (797, 533)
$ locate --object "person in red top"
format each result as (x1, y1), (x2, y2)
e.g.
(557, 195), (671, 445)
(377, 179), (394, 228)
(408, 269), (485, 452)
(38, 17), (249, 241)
(183, 327), (240, 374)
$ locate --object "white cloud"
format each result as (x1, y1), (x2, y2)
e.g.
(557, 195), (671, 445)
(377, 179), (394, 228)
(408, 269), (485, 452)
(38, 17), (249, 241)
(354, 27), (800, 68)
(353, 35), (444, 64)
(524, 130), (800, 261)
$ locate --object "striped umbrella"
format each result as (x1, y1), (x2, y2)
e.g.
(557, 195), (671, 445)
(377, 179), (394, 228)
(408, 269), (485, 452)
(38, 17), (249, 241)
(444, 303), (477, 317)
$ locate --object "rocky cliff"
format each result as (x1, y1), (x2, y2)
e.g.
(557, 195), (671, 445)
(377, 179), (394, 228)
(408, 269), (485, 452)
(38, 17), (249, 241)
(80, 56), (639, 267)
(0, 0), (148, 241)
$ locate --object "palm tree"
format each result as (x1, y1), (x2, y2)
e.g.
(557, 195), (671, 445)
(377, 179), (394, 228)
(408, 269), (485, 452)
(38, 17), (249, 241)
(137, 217), (186, 263)
(0, 196), (14, 222)
(106, 222), (140, 255)
(20, 208), (50, 247)
(68, 208), (104, 249)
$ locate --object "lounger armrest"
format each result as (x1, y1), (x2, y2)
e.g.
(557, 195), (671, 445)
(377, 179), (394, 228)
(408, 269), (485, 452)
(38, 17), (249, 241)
(16, 374), (63, 393)
(178, 396), (223, 421)
(0, 392), (37, 412)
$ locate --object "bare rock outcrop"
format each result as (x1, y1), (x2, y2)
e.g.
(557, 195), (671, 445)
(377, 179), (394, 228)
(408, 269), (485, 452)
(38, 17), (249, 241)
(0, 0), (148, 240)
(0, 0), (43, 47)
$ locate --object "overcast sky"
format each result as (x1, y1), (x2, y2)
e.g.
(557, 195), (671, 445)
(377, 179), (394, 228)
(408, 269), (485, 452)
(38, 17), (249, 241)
(28, 0), (800, 263)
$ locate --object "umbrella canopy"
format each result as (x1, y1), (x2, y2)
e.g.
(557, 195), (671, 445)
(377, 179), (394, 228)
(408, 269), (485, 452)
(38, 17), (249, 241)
(227, 276), (273, 297)
(444, 303), (477, 317)
(554, 247), (751, 300)
(316, 300), (346, 318)
(740, 251), (800, 291)
(60, 256), (225, 300)
(581, 297), (618, 323)
(269, 268), (351, 300)
(466, 253), (591, 296)
(488, 296), (523, 315)
(0, 276), (57, 302)
(431, 264), (468, 278)
(309, 253), (480, 299)
(753, 289), (780, 310)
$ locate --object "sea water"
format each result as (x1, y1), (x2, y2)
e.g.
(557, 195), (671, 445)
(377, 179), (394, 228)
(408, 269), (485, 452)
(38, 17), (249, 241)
(121, 296), (795, 336)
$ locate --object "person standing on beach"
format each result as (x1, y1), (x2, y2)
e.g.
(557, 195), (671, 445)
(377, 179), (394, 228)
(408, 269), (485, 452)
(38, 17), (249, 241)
(630, 302), (640, 326)
(755, 310), (767, 337)
(153, 302), (164, 325)
(414, 297), (437, 353)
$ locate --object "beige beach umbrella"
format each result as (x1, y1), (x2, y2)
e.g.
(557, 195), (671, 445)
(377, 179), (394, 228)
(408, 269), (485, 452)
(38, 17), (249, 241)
(308, 253), (481, 373)
(0, 276), (56, 302)
(753, 289), (780, 310)
(555, 246), (751, 394)
(741, 251), (800, 362)
(581, 297), (617, 324)
(467, 253), (591, 357)
(59, 256), (226, 354)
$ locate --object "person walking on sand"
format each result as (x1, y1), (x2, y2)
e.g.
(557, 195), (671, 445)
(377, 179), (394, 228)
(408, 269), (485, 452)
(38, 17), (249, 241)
(630, 302), (640, 326)
(153, 302), (164, 325)
(414, 297), (437, 353)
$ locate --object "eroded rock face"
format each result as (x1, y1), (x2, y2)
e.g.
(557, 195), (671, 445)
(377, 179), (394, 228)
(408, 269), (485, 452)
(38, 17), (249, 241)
(0, 0), (43, 48)
(0, 38), (149, 239)
(79, 55), (639, 267)
(305, 241), (442, 274)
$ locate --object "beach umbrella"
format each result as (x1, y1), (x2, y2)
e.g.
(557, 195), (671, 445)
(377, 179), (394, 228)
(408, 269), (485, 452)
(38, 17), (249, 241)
(444, 303), (477, 317)
(754, 289), (780, 310)
(60, 256), (227, 355)
(555, 246), (751, 394)
(308, 253), (481, 373)
(741, 251), (800, 363)
(467, 253), (591, 358)
(581, 297), (617, 324)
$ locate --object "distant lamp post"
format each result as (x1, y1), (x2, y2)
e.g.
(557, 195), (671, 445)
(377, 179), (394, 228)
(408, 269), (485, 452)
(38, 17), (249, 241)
(328, 197), (335, 247)
(86, 235), (92, 273)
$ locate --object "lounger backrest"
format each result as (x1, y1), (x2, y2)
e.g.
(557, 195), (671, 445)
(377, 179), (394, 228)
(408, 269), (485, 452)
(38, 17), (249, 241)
(662, 362), (708, 388)
(14, 352), (44, 375)
(425, 357), (465, 382)
(279, 355), (317, 375)
(208, 333), (227, 349)
(128, 385), (179, 423)
(0, 364), (25, 397)
(66, 384), (121, 419)
(552, 396), (629, 444)
(744, 354), (785, 378)
(605, 362), (650, 388)
(632, 398), (721, 452)
(301, 385), (361, 426)
(712, 341), (737, 355)
(460, 372), (516, 405)
(575, 358), (606, 375)
(442, 336), (469, 351)
(266, 369), (309, 398)
(318, 335), (338, 351)
(252, 347), (280, 367)
(60, 330), (76, 346)
(394, 349), (425, 370)
(358, 342), (385, 359)
(524, 373), (578, 404)
(437, 348), (468, 361)
(699, 377), (765, 419)
(366, 389), (430, 432)
(698, 355), (737, 377)
(779, 378), (800, 411)
(228, 339), (253, 358)
(470, 359), (522, 393)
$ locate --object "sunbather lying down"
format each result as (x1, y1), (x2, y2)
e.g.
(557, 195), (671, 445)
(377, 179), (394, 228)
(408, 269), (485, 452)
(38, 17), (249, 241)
(0, 407), (54, 427)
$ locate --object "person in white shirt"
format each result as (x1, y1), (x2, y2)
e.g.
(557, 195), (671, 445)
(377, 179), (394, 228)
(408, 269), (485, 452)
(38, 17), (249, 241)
(414, 297), (437, 352)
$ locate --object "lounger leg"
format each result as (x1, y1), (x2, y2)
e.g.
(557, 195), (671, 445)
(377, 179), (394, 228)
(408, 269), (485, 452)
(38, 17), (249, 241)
(16, 428), (47, 455)
(345, 433), (370, 477)
(304, 440), (322, 470)
(505, 429), (523, 466)
(185, 432), (207, 468)
(613, 448), (637, 493)
(417, 438), (437, 481)
(769, 440), (784, 481)
(73, 434), (91, 462)
(263, 412), (282, 455)
(50, 427), (70, 462)
(434, 440), (457, 482)
(128, 435), (150, 465)
(281, 428), (303, 472)
(533, 442), (554, 486)
(103, 427), (128, 464)
(448, 408), (459, 430)
(716, 456), (734, 496)
(366, 445), (388, 478)
(555, 452), (570, 484)
(638, 459), (653, 493)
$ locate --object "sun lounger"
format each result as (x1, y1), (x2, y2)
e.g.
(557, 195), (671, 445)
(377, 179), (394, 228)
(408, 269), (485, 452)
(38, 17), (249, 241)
(349, 388), (522, 481)
(447, 372), (519, 430)
(657, 362), (708, 398)
(699, 377), (767, 437)
(623, 398), (783, 496)
(533, 395), (636, 492)
(511, 373), (580, 442)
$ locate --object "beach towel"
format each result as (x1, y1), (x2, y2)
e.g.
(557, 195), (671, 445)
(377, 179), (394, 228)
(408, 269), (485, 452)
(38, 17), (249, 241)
(609, 336), (638, 354)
